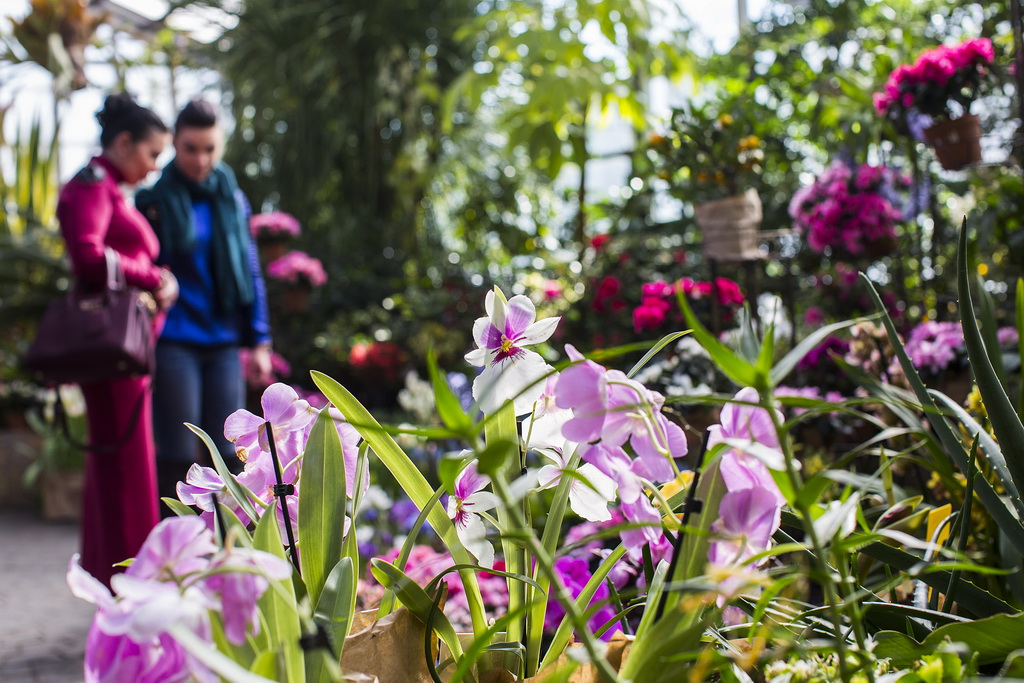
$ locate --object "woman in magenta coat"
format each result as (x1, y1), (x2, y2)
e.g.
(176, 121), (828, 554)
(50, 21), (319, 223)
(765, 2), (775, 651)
(57, 93), (178, 587)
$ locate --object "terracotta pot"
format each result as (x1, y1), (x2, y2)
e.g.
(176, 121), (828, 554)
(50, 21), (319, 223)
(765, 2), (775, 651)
(259, 240), (289, 265)
(41, 470), (84, 522)
(282, 286), (311, 312)
(923, 114), (982, 171)
(694, 188), (763, 262)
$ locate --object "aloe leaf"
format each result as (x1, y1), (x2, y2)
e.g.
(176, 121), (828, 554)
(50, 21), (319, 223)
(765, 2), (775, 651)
(861, 275), (1024, 556)
(298, 409), (347, 607)
(957, 219), (1024, 505)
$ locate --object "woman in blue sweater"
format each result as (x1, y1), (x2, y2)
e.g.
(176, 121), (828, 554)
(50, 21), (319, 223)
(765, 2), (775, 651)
(137, 100), (272, 509)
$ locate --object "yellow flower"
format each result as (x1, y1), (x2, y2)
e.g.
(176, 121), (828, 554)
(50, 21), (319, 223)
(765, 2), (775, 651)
(717, 113), (734, 126)
(660, 470), (695, 499)
(737, 135), (761, 150)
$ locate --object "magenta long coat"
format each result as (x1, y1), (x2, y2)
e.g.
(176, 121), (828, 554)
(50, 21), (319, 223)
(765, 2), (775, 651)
(57, 155), (165, 588)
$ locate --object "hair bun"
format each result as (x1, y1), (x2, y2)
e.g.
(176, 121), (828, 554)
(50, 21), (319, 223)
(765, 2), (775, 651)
(95, 92), (139, 130)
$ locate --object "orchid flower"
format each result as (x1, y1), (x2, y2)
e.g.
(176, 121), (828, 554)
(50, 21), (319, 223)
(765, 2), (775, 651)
(465, 287), (559, 415)
(709, 387), (786, 504)
(708, 485), (781, 567)
(224, 383), (316, 466)
(537, 447), (616, 523)
(446, 460), (500, 567)
(200, 547), (293, 644)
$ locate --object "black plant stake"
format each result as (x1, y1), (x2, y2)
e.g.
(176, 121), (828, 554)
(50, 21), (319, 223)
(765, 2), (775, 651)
(654, 429), (709, 621)
(265, 421), (301, 572)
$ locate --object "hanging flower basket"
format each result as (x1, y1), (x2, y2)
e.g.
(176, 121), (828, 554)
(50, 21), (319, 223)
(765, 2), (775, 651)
(694, 188), (763, 262)
(923, 114), (982, 171)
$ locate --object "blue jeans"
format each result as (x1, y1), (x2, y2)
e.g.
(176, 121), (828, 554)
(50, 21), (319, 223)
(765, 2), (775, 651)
(153, 342), (244, 506)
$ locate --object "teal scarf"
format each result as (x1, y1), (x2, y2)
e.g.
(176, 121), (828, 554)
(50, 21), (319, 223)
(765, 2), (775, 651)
(138, 162), (254, 312)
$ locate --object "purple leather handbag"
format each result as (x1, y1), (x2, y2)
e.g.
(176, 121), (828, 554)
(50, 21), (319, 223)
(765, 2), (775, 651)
(25, 249), (155, 384)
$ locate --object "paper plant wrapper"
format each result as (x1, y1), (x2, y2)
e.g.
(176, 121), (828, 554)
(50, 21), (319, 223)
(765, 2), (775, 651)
(525, 632), (633, 683)
(341, 607), (438, 683)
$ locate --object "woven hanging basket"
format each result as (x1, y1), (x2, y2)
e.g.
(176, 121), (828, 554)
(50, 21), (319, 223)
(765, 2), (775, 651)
(923, 114), (982, 171)
(694, 188), (763, 262)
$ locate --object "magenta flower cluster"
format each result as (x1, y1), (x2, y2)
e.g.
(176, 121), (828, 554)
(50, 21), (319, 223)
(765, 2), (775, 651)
(248, 211), (301, 240)
(68, 517), (292, 683)
(633, 278), (744, 333)
(874, 38), (995, 122)
(267, 250), (328, 287)
(903, 321), (965, 375)
(788, 161), (902, 258)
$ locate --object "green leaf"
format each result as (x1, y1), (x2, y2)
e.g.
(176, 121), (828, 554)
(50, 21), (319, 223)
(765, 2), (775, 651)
(476, 437), (518, 478)
(162, 497), (198, 518)
(770, 318), (866, 387)
(627, 331), (690, 379)
(313, 557), (356, 662)
(861, 274), (1024, 556)
(677, 291), (760, 388)
(438, 452), (473, 494)
(857, 542), (1012, 618)
(298, 409), (348, 608)
(874, 612), (1024, 667)
(957, 219), (1024, 507)
(369, 559), (464, 661)
(252, 501), (305, 683)
(377, 483), (447, 619)
(186, 423), (261, 524)
(311, 371), (487, 634)
(427, 350), (473, 435)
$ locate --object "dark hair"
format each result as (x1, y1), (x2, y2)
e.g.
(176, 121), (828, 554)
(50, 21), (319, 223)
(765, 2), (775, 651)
(96, 93), (168, 149)
(175, 99), (219, 132)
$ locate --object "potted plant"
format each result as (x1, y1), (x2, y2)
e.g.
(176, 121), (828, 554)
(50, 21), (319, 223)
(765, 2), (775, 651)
(266, 249), (327, 312)
(874, 37), (995, 170)
(249, 210), (302, 263)
(788, 160), (905, 260)
(22, 384), (86, 521)
(646, 99), (767, 262)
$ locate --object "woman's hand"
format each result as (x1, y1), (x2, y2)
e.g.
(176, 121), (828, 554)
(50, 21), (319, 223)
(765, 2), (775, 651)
(249, 343), (274, 386)
(155, 268), (179, 311)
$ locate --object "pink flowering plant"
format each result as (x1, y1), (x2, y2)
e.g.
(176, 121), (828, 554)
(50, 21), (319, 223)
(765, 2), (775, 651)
(66, 239), (1024, 682)
(874, 38), (995, 129)
(248, 211), (301, 241)
(789, 160), (905, 259)
(267, 250), (328, 288)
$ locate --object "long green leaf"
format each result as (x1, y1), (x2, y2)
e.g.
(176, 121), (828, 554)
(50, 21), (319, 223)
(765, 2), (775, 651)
(861, 275), (1024, 556)
(958, 219), (1024, 498)
(253, 501), (306, 683)
(857, 542), (1012, 618)
(311, 371), (487, 634)
(314, 557), (356, 663)
(298, 409), (348, 607)
(770, 318), (866, 386)
(369, 559), (464, 660)
(378, 483), (448, 619)
(427, 350), (474, 435)
(627, 331), (690, 379)
(677, 290), (760, 388)
(873, 612), (1024, 667)
(186, 423), (261, 524)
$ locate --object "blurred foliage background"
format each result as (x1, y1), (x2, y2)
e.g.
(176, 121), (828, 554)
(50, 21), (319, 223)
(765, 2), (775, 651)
(2, 0), (1024, 416)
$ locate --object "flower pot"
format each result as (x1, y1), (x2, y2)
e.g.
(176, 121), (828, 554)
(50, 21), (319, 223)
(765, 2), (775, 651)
(41, 469), (84, 522)
(694, 188), (763, 262)
(282, 285), (311, 312)
(258, 239), (289, 265)
(923, 114), (982, 171)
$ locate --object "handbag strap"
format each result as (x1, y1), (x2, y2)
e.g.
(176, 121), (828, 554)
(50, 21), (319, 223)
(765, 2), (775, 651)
(103, 247), (126, 292)
(53, 387), (147, 454)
